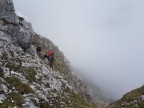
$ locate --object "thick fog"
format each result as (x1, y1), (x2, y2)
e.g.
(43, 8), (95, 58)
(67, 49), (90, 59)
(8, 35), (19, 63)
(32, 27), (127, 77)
(13, 0), (144, 99)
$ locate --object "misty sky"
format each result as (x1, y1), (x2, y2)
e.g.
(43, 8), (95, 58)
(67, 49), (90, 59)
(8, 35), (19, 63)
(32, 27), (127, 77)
(13, 0), (144, 99)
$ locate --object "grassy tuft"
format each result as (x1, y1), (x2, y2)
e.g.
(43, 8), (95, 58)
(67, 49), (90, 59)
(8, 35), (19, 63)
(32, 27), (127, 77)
(9, 92), (24, 106)
(5, 77), (34, 94)
(20, 67), (37, 83)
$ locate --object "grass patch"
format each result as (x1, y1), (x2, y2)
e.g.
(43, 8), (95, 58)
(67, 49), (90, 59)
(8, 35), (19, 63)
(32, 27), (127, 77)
(9, 92), (24, 106)
(0, 92), (24, 108)
(5, 77), (34, 94)
(62, 87), (95, 108)
(5, 61), (20, 72)
(122, 86), (144, 102)
(0, 100), (13, 108)
(71, 93), (95, 108)
(20, 67), (37, 83)
(107, 86), (144, 108)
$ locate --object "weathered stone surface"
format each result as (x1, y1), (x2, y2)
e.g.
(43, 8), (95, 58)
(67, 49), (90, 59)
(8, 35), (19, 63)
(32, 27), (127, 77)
(0, 0), (19, 24)
(0, 31), (11, 42)
(0, 0), (34, 50)
(12, 19), (34, 50)
(0, 21), (34, 50)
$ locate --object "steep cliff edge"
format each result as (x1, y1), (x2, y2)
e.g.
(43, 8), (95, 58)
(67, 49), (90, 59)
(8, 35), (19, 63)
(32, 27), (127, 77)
(0, 0), (108, 107)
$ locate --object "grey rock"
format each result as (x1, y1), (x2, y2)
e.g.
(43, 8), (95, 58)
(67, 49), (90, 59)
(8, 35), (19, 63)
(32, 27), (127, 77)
(0, 0), (19, 24)
(12, 20), (34, 50)
(26, 45), (37, 57)
(0, 31), (11, 42)
(0, 84), (8, 93)
(0, 94), (6, 101)
(0, 22), (34, 50)
(140, 95), (144, 100)
(0, 0), (34, 50)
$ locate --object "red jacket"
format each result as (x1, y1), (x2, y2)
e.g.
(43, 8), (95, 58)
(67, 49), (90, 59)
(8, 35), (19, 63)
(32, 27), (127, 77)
(47, 50), (54, 56)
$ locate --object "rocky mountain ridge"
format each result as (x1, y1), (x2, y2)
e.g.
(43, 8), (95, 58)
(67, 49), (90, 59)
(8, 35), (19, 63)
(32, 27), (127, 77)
(0, 0), (108, 107)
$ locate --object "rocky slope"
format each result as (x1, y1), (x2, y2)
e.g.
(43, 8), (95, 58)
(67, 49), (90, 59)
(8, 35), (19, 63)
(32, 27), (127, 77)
(107, 85), (144, 108)
(0, 0), (108, 107)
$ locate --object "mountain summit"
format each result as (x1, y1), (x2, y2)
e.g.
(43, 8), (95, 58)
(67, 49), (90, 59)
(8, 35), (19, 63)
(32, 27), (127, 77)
(0, 0), (108, 107)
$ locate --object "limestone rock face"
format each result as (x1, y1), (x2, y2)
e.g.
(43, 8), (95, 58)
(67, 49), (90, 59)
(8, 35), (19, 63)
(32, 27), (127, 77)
(0, 0), (34, 50)
(0, 0), (19, 24)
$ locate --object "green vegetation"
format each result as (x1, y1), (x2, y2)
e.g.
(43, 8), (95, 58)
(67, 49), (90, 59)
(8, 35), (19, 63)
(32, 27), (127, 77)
(20, 67), (37, 83)
(9, 92), (24, 106)
(60, 86), (96, 108)
(5, 77), (34, 94)
(5, 61), (20, 72)
(107, 86), (144, 108)
(0, 100), (14, 108)
(0, 92), (24, 108)
(71, 93), (96, 108)
(122, 86), (144, 102)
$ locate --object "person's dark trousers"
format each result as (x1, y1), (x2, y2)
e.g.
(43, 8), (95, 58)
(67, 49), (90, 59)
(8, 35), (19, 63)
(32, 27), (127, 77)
(48, 56), (54, 69)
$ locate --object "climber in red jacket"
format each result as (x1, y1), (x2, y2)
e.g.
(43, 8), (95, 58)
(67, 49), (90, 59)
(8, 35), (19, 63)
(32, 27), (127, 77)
(43, 50), (54, 69)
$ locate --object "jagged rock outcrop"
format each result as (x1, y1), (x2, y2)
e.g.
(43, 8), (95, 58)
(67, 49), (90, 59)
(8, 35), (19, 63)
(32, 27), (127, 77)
(0, 0), (34, 50)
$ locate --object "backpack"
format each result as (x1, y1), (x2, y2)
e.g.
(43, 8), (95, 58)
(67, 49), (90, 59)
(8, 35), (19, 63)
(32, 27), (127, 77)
(47, 50), (54, 56)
